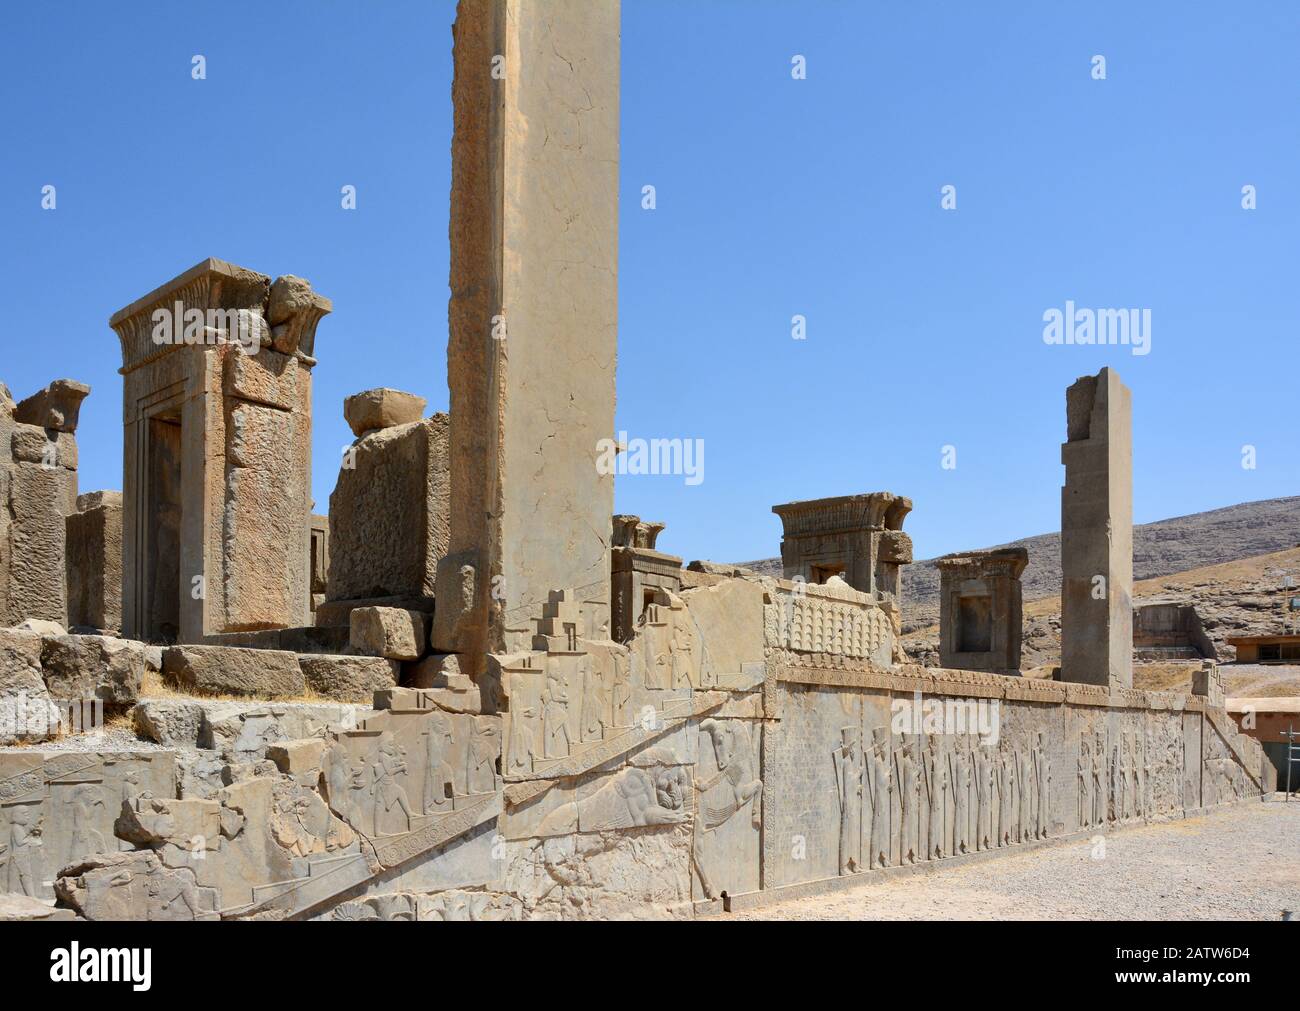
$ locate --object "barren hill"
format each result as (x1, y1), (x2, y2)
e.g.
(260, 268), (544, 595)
(740, 496), (1300, 632)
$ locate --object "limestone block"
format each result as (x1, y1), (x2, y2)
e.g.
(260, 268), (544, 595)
(117, 795), (222, 850)
(198, 700), (361, 760)
(343, 388), (427, 438)
(0, 893), (77, 921)
(350, 606), (426, 661)
(11, 427), (77, 469)
(406, 654), (480, 713)
(40, 634), (145, 706)
(132, 698), (206, 748)
(680, 578), (765, 682)
(6, 463), (73, 625)
(328, 414), (449, 601)
(223, 344), (300, 412)
(14, 619), (66, 636)
(55, 851), (219, 921)
(66, 492), (123, 631)
(14, 379), (90, 433)
(0, 629), (59, 744)
(266, 737), (327, 786)
(162, 644), (306, 699)
(299, 654), (398, 701)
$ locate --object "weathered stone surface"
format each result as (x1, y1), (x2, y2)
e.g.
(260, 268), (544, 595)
(11, 427), (77, 468)
(433, 0), (619, 668)
(14, 379), (90, 433)
(350, 607), (425, 661)
(4, 455), (75, 626)
(14, 619), (66, 636)
(132, 698), (206, 747)
(0, 892), (77, 921)
(117, 795), (222, 850)
(111, 259), (321, 643)
(40, 634), (146, 706)
(1061, 368), (1133, 688)
(343, 388), (427, 438)
(198, 700), (361, 760)
(679, 578), (765, 681)
(265, 737), (326, 786)
(405, 654), (480, 712)
(66, 492), (123, 631)
(56, 850), (219, 921)
(329, 414), (448, 601)
(936, 548), (1028, 673)
(267, 274), (332, 357)
(299, 653), (398, 701)
(0, 629), (59, 744)
(162, 644), (306, 698)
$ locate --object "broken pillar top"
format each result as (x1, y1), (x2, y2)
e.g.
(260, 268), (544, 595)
(343, 388), (427, 438)
(772, 492), (912, 537)
(76, 490), (123, 512)
(109, 258), (331, 372)
(612, 515), (665, 550)
(935, 546), (1028, 579)
(14, 379), (90, 433)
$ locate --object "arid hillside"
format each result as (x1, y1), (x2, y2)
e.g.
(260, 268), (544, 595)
(741, 496), (1300, 633)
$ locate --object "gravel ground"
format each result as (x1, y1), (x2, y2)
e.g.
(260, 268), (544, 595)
(729, 801), (1300, 920)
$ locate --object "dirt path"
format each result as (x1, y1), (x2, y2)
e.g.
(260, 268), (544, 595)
(728, 801), (1300, 920)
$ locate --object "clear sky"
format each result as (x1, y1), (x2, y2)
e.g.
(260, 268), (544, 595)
(3, 1), (1296, 567)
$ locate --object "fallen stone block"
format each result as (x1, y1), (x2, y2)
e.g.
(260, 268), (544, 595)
(117, 795), (222, 851)
(299, 653), (398, 701)
(55, 851), (219, 921)
(14, 619), (67, 637)
(41, 634), (146, 706)
(350, 606), (426, 661)
(343, 387), (426, 437)
(162, 644), (306, 699)
(0, 893), (78, 921)
(133, 698), (206, 748)
(266, 737), (326, 786)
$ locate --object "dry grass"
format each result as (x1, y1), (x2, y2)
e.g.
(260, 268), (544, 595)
(137, 667), (327, 705)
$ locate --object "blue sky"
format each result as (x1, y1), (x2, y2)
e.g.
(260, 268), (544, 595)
(2, 1), (1296, 567)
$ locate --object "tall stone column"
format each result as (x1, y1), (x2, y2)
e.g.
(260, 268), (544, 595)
(434, 0), (620, 669)
(1060, 367), (1133, 687)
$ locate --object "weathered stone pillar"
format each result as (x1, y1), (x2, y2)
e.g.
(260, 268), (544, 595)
(1060, 367), (1132, 687)
(66, 491), (123, 632)
(434, 0), (620, 669)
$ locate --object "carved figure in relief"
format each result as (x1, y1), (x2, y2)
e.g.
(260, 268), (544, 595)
(671, 620), (695, 690)
(1078, 739), (1092, 829)
(925, 736), (946, 859)
(423, 713), (456, 813)
(69, 784), (107, 857)
(974, 745), (993, 852)
(1111, 739), (1124, 823)
(1143, 735), (1155, 817)
(997, 740), (1015, 846)
(611, 658), (632, 728)
(1091, 732), (1105, 827)
(371, 735), (413, 836)
(832, 726), (863, 875)
(466, 721), (499, 794)
(693, 720), (762, 900)
(508, 704), (537, 775)
(579, 664), (608, 744)
(1033, 731), (1050, 839)
(542, 669), (572, 759)
(897, 738), (919, 865)
(954, 740), (973, 855)
(1016, 743), (1032, 842)
(0, 804), (43, 897)
(866, 730), (892, 869)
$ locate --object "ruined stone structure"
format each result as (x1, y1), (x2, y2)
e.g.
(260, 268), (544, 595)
(0, 380), (88, 627)
(1133, 601), (1216, 661)
(328, 391), (448, 606)
(936, 547), (1027, 673)
(109, 259), (330, 643)
(66, 491), (123, 632)
(431, 0), (620, 672)
(611, 516), (683, 644)
(772, 493), (913, 597)
(0, 2), (1277, 924)
(1060, 367), (1133, 688)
